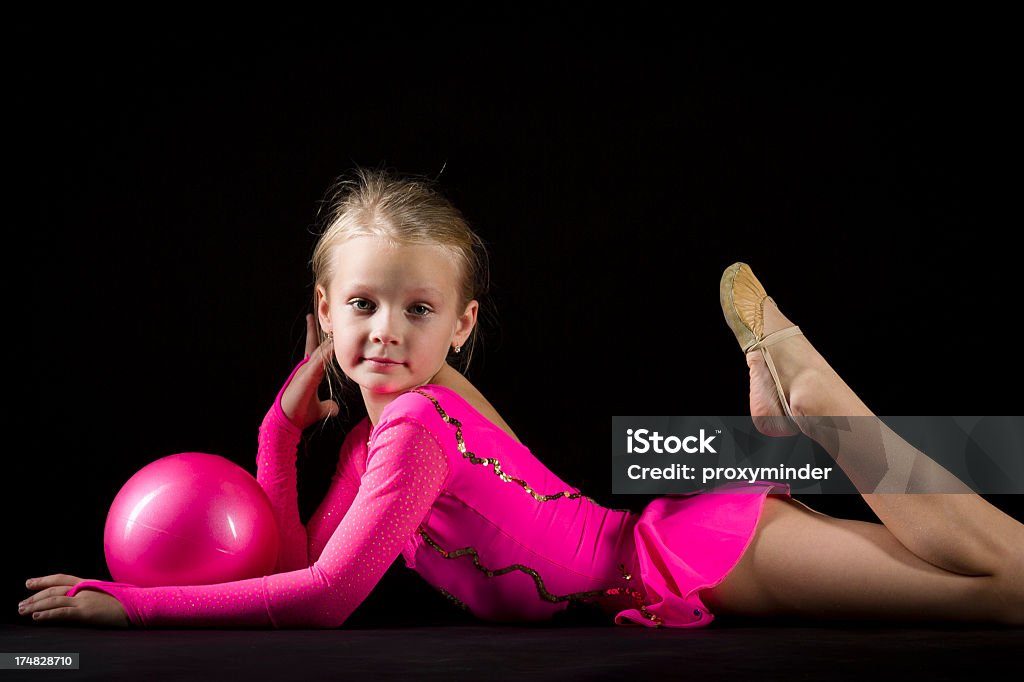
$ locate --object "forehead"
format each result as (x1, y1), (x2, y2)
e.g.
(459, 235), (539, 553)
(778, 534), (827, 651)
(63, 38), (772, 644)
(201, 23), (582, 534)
(330, 236), (460, 297)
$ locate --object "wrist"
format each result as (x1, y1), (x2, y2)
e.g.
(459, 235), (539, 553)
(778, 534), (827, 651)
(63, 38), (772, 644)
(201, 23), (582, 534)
(268, 356), (314, 436)
(271, 393), (304, 436)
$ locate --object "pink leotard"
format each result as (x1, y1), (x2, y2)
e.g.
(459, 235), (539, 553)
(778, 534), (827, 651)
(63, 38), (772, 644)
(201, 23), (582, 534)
(67, 356), (791, 628)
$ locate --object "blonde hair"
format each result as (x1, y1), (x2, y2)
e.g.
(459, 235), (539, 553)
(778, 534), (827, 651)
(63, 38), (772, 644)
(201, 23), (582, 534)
(308, 165), (491, 419)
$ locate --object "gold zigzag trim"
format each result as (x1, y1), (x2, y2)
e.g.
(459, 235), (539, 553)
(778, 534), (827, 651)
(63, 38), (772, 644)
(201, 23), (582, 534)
(403, 387), (662, 626)
(417, 527), (663, 626)
(436, 586), (471, 612)
(409, 389), (632, 513)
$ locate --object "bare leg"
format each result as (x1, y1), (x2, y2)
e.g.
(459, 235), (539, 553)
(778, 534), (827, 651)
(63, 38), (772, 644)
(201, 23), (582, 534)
(700, 495), (1024, 626)
(746, 297), (1024, 583)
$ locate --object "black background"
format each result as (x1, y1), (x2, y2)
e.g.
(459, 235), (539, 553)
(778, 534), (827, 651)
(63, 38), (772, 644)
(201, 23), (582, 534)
(8, 10), (1021, 626)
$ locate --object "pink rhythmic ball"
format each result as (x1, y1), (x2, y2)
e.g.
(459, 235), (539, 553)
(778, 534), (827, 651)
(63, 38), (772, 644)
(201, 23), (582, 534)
(103, 452), (280, 587)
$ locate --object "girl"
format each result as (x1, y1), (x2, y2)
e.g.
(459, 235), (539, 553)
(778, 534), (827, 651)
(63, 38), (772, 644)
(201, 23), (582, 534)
(20, 168), (1024, 628)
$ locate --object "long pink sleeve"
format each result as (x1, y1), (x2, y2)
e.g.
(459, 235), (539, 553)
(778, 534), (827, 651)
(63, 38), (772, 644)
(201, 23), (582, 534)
(254, 356), (310, 572)
(255, 356), (364, 571)
(66, 371), (449, 628)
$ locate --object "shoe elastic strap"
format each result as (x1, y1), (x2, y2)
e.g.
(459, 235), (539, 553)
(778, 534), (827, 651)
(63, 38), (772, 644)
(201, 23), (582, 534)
(745, 325), (803, 420)
(744, 325), (803, 353)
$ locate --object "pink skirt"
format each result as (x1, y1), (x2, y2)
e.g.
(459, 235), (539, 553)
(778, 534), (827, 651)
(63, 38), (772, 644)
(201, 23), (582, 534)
(614, 480), (792, 628)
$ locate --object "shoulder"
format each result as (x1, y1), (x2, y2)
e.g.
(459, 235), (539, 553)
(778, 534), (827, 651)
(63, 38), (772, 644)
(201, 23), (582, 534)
(378, 387), (451, 430)
(371, 390), (458, 457)
(371, 387), (455, 455)
(367, 392), (453, 488)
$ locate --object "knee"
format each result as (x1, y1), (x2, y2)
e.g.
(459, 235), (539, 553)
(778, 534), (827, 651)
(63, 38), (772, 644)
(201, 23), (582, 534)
(992, 553), (1024, 626)
(964, 555), (1024, 626)
(760, 494), (790, 520)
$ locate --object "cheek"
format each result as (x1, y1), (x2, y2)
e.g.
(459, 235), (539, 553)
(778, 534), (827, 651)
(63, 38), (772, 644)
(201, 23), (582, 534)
(331, 333), (357, 359)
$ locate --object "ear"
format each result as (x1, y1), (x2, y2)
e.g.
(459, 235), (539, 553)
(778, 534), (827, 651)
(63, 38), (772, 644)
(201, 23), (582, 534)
(455, 299), (479, 346)
(316, 284), (332, 334)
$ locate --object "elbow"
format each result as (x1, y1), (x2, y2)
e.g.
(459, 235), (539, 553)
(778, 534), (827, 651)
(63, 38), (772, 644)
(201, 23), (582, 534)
(296, 583), (356, 629)
(303, 609), (352, 629)
(270, 608), (350, 630)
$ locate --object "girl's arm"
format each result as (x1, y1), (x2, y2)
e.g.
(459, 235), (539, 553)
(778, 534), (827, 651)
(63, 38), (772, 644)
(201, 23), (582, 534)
(65, 415), (449, 628)
(255, 357), (363, 571)
(255, 369), (308, 572)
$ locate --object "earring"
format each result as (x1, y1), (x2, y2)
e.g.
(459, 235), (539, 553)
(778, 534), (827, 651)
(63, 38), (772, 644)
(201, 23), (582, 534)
(452, 344), (461, 354)
(328, 331), (334, 341)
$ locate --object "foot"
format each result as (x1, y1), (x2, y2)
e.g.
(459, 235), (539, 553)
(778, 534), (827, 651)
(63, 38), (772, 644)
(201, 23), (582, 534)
(746, 297), (831, 437)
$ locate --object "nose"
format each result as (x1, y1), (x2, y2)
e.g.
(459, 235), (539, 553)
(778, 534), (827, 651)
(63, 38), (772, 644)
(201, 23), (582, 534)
(370, 311), (401, 346)
(372, 330), (399, 346)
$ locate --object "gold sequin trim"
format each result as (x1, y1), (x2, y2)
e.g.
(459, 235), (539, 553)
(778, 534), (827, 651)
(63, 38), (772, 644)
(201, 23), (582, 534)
(436, 586), (471, 612)
(404, 387), (662, 625)
(418, 527), (663, 626)
(409, 389), (632, 513)
(616, 562), (663, 625)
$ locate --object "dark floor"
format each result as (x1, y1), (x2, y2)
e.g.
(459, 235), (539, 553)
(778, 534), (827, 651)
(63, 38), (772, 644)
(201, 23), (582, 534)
(2, 620), (1021, 681)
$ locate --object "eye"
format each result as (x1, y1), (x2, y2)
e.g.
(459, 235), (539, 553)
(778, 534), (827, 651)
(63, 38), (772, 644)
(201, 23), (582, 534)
(410, 304), (433, 317)
(348, 298), (374, 312)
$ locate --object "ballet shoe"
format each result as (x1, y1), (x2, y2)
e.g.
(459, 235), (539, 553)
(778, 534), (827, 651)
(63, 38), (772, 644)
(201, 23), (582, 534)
(719, 262), (804, 433)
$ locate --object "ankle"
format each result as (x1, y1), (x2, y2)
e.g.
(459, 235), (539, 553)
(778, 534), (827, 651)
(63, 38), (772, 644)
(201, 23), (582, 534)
(789, 367), (839, 437)
(790, 367), (874, 438)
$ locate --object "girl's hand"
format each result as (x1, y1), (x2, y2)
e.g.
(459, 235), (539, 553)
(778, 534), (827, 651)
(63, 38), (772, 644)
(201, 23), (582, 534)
(279, 313), (341, 431)
(19, 574), (131, 628)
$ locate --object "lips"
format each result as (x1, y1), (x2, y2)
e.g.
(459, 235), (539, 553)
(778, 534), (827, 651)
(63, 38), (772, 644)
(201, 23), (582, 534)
(363, 357), (403, 365)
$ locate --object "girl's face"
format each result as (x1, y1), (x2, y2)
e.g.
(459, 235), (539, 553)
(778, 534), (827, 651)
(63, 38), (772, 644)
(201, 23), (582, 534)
(317, 235), (477, 399)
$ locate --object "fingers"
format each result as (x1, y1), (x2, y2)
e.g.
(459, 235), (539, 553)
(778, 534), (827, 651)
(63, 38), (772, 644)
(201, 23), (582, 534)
(320, 399), (340, 420)
(20, 595), (75, 622)
(281, 327), (338, 429)
(20, 576), (76, 620)
(308, 334), (334, 372)
(304, 314), (335, 362)
(21, 585), (69, 603)
(298, 339), (333, 396)
(20, 580), (128, 627)
(304, 313), (318, 359)
(25, 574), (79, 589)
(317, 333), (334, 359)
